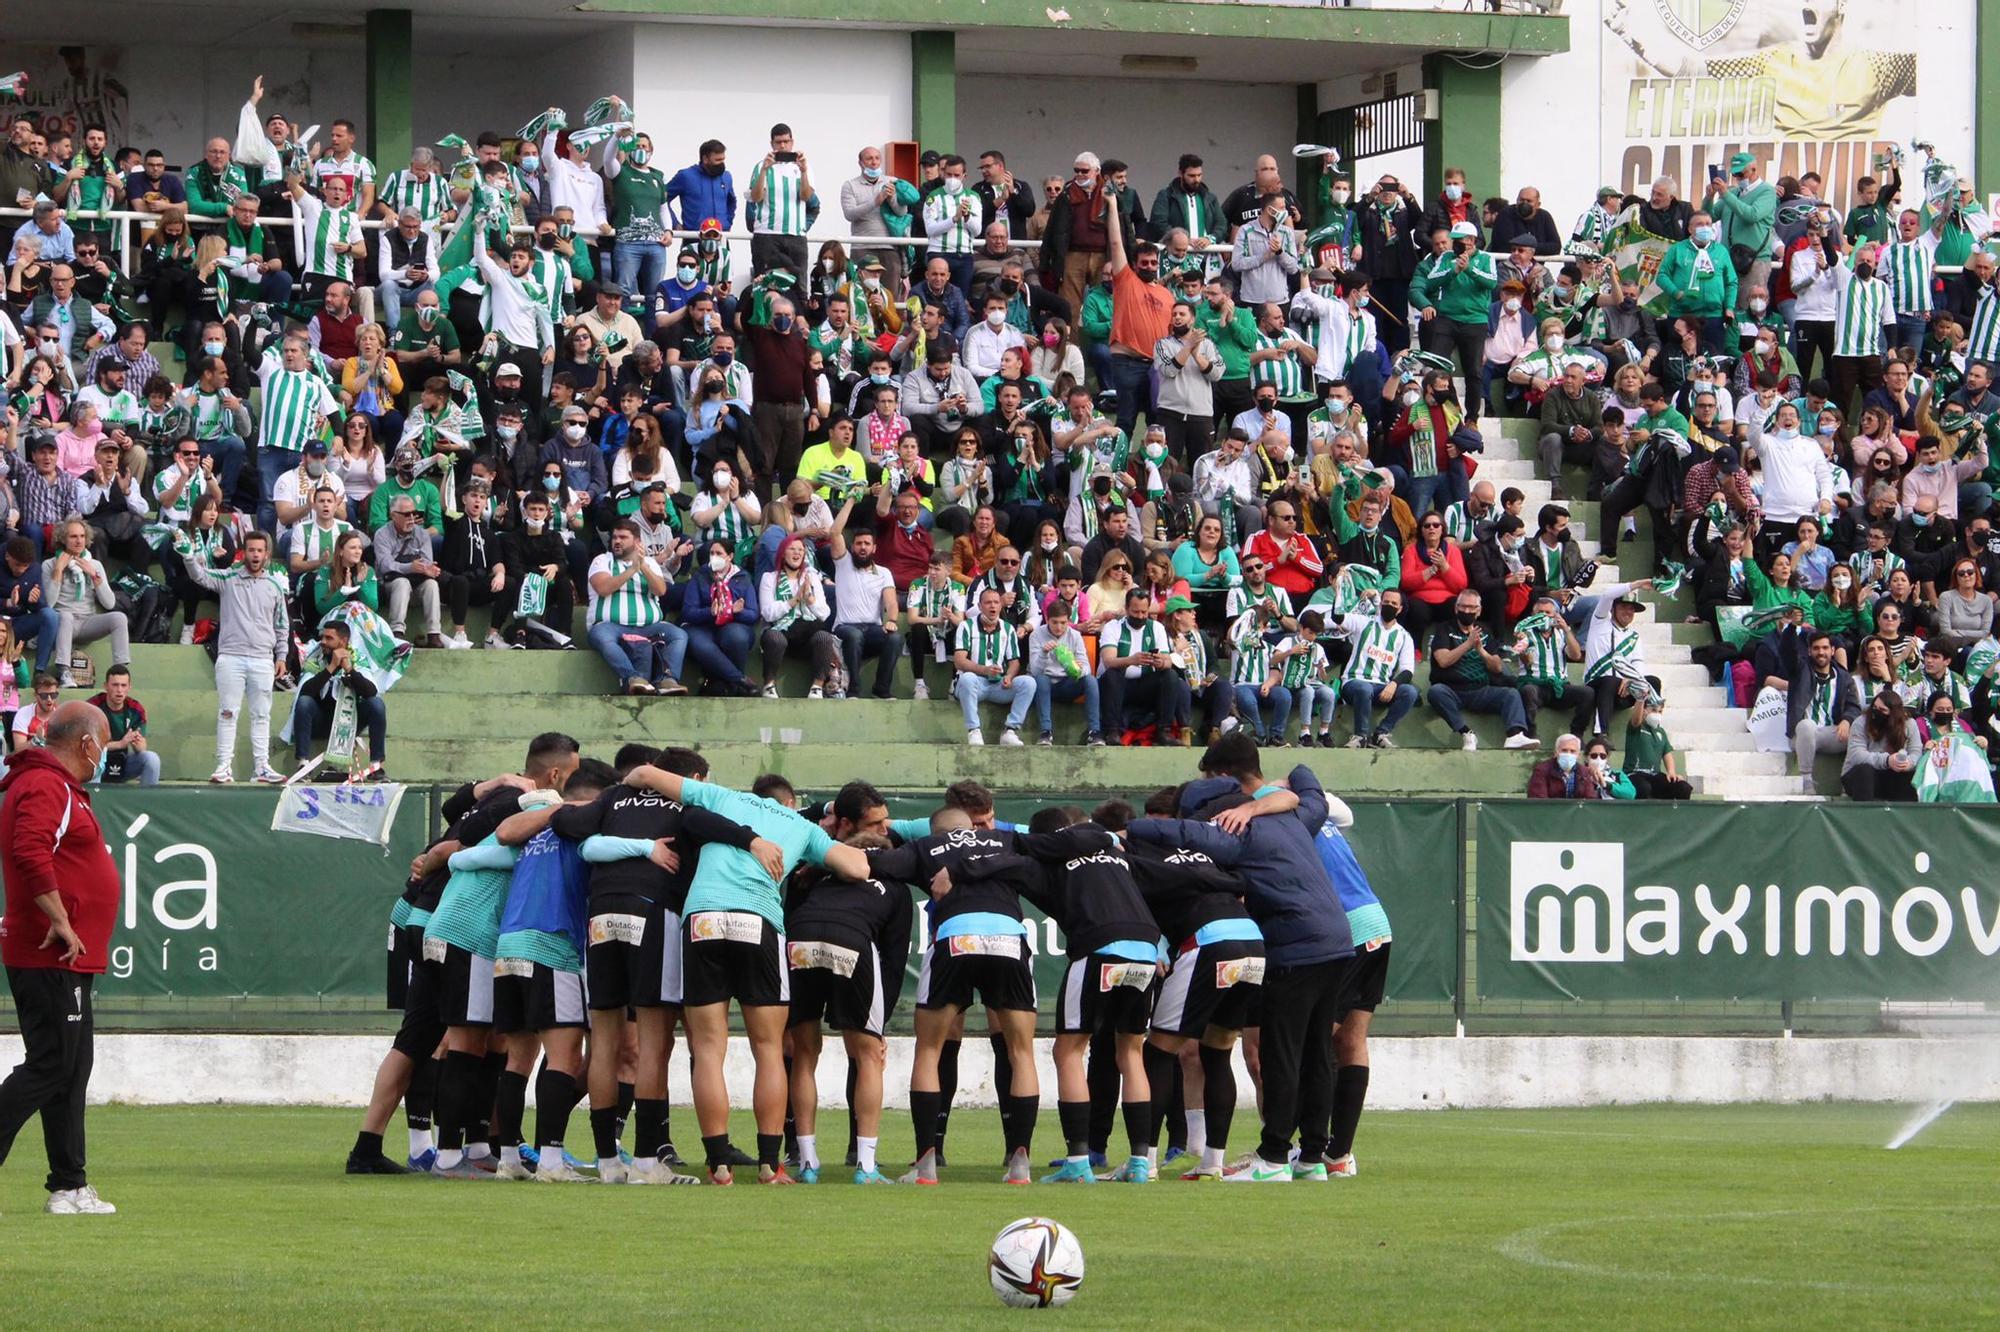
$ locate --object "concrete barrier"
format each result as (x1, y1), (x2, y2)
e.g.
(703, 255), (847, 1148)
(12, 1034), (1997, 1109)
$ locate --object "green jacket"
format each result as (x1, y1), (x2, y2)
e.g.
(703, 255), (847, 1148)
(1080, 284), (1114, 347)
(1708, 179), (1775, 257)
(184, 161), (253, 219)
(311, 565), (380, 619)
(367, 477), (443, 533)
(1415, 250), (1498, 325)
(1655, 239), (1738, 319)
(1196, 305), (1258, 381)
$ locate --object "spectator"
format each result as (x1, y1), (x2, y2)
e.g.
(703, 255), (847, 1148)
(904, 547), (964, 704)
(1098, 586), (1187, 743)
(1843, 688), (1920, 801)
(951, 586), (1034, 747)
(1101, 212), (1175, 437)
(179, 527), (288, 785)
(1933, 558), (1995, 656)
(758, 534), (840, 699)
(1399, 510), (1469, 648)
(828, 520), (905, 701)
(438, 481), (504, 650)
(291, 620), (387, 781)
(1415, 223), (1496, 423)
(1570, 582), (1659, 741)
(1537, 362), (1603, 499)
(681, 537), (758, 696)
(1785, 629), (1862, 796)
(42, 519), (127, 687)
(1426, 589), (1536, 751)
(1622, 692), (1692, 799)
(586, 519), (688, 696)
(1227, 601), (1290, 745)
(1330, 588), (1418, 748)
(1025, 597), (1102, 747)
(86, 664), (159, 786)
(1242, 497), (1323, 602)
(373, 496), (449, 647)
(11, 672), (61, 749)
(1528, 733), (1601, 798)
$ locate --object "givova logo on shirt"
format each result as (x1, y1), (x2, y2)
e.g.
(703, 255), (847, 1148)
(1510, 841), (1625, 962)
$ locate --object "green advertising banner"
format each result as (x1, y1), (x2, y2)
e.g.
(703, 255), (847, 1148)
(83, 786), (429, 1002)
(1474, 802), (2000, 1002)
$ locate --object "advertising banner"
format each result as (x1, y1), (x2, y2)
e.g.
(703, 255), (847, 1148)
(1475, 801), (2000, 1002)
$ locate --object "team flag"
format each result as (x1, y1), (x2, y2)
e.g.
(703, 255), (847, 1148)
(1916, 733), (1997, 804)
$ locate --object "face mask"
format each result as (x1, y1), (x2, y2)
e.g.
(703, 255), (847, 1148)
(305, 460), (325, 478)
(676, 262), (699, 282)
(1556, 751), (1578, 772)
(1456, 611), (1479, 627)
(714, 351), (734, 368)
(1402, 389), (1420, 406)
(396, 468), (415, 484)
(195, 337), (226, 358)
(944, 176), (963, 194)
(868, 372), (891, 386)
(494, 424), (520, 443)
(557, 423), (584, 443)
(1554, 285), (1572, 301)
(1913, 512), (1933, 527)
(1773, 427), (1799, 441)
(518, 156), (539, 174)
(39, 339), (61, 357)
(862, 276), (882, 292)
(524, 516), (546, 532)
(538, 233), (557, 250)
(862, 166), (881, 182)
(417, 307), (437, 327)
(542, 475), (561, 491)
(772, 314), (794, 333)
(1694, 225), (1718, 244)
(1445, 183), (1463, 201)
(1144, 440), (1167, 463)
(1749, 298), (1768, 313)
(1855, 264), (1875, 282)
(1040, 537), (1058, 552)
(1331, 188), (1351, 206)
(1546, 334), (1565, 351)
(1817, 422), (1837, 436)
(90, 739), (107, 784)
(1588, 756), (1609, 773)
(985, 309), (1006, 327)
(709, 553), (729, 574)
(1257, 399), (1277, 413)
(1379, 605), (1399, 623)
(630, 149), (650, 166)
(1503, 298), (1521, 314)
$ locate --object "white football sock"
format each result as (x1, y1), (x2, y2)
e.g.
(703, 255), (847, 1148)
(465, 1141), (492, 1162)
(1201, 1146), (1225, 1169)
(797, 1134), (819, 1170)
(500, 1143), (521, 1168)
(857, 1136), (878, 1173)
(409, 1128), (434, 1158)
(435, 1147), (463, 1170)
(1184, 1109), (1207, 1157)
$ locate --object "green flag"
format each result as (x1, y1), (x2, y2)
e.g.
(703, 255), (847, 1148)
(1605, 213), (1673, 317)
(1916, 733), (1997, 804)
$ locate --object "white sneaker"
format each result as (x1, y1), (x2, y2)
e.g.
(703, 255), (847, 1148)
(179, 625), (196, 646)
(1219, 716), (1239, 734)
(1503, 732), (1540, 750)
(58, 672), (78, 690)
(912, 679), (930, 702)
(533, 1156), (586, 1182)
(253, 765), (286, 785)
(1461, 730), (1478, 751)
(596, 1159), (628, 1185)
(967, 728), (985, 747)
(1325, 1152), (1358, 1178)
(762, 683), (779, 700)
(493, 1158), (534, 1180)
(46, 1185), (116, 1214)
(807, 684), (824, 699)
(483, 632), (509, 651)
(1344, 734), (1366, 749)
(1220, 1158), (1292, 1184)
(998, 728), (1025, 747)
(209, 765), (234, 784)
(444, 632), (473, 650)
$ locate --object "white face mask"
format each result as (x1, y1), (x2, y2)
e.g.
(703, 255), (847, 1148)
(1331, 188), (1350, 205)
(986, 309), (1006, 327)
(1749, 298), (1768, 314)
(944, 176), (963, 194)
(713, 471), (731, 490)
(1401, 389), (1419, 405)
(709, 552), (729, 574)
(563, 424), (585, 441)
(1546, 334), (1565, 351)
(524, 516), (545, 533)
(1040, 537), (1058, 552)
(1503, 298), (1521, 313)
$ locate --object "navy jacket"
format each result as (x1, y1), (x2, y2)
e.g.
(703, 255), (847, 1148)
(1126, 763), (1355, 968)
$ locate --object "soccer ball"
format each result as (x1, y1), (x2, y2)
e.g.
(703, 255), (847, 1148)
(988, 1216), (1085, 1308)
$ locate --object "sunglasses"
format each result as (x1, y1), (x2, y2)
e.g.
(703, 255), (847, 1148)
(998, 558), (1020, 566)
(35, 692), (58, 701)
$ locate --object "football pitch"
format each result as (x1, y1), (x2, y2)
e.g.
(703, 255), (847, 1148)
(4, 1102), (1994, 1328)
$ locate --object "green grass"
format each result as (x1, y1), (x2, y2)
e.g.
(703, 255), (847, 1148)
(3, 1103), (1996, 1327)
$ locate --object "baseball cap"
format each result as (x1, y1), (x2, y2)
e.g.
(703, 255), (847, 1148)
(699, 217), (722, 236)
(1614, 589), (1646, 609)
(495, 362), (523, 379)
(1713, 446), (1741, 474)
(303, 437), (330, 456)
(1449, 220), (1479, 239)
(1164, 596), (1196, 613)
(1728, 151), (1755, 174)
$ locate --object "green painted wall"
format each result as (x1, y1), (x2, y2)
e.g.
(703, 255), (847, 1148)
(1979, 0), (2000, 203)
(911, 31), (956, 153)
(365, 9), (414, 171)
(1422, 53), (1502, 203)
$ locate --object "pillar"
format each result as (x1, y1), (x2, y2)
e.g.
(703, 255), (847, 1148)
(911, 31), (956, 154)
(1422, 53), (1501, 202)
(366, 9), (414, 171)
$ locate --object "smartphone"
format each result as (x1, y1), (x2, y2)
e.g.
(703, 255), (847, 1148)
(773, 151), (798, 164)
(1707, 164), (1724, 183)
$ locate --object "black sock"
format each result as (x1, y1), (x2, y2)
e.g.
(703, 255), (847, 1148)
(634, 1098), (669, 1160)
(534, 1069), (580, 1151)
(590, 1106), (622, 1161)
(702, 1132), (732, 1168)
(1327, 1064), (1372, 1160)
(493, 1070), (529, 1149)
(1085, 1028), (1119, 1155)
(1002, 1094), (1039, 1157)
(1058, 1099), (1092, 1158)
(756, 1132), (783, 1169)
(614, 1079), (636, 1131)
(781, 1055), (797, 1156)
(1166, 1051), (1188, 1152)
(1200, 1044), (1238, 1153)
(434, 1049), (481, 1151)
(936, 1039), (961, 1144)
(1142, 1044), (1178, 1149)
(470, 1049), (506, 1148)
(989, 1034), (1013, 1137)
(351, 1130), (383, 1160)
(1121, 1100), (1151, 1158)
(404, 1055), (441, 1132)
(845, 1060), (860, 1157)
(910, 1088), (943, 1159)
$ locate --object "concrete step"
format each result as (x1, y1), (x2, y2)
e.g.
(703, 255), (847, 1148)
(1682, 750), (1791, 777)
(1655, 706), (1751, 733)
(1703, 772), (1810, 798)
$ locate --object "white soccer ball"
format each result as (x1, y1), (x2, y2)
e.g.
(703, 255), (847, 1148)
(988, 1216), (1085, 1309)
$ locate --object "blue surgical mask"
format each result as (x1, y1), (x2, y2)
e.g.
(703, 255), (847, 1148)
(677, 263), (698, 280)
(862, 166), (882, 182)
(542, 475), (561, 491)
(90, 737), (107, 784)
(1556, 751), (1578, 772)
(518, 156), (539, 174)
(869, 372), (891, 386)
(1818, 422), (1836, 436)
(1695, 224), (1718, 244)
(202, 340), (225, 357)
(1913, 512), (1933, 527)
(1444, 183), (1463, 201)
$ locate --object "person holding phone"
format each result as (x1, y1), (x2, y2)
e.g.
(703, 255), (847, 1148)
(748, 124), (813, 288)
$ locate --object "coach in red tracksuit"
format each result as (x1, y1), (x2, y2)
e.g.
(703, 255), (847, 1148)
(0, 702), (120, 1214)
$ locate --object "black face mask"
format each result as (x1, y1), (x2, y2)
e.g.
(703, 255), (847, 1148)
(1380, 605), (1400, 623)
(537, 234), (556, 250)
(1257, 399), (1278, 412)
(1456, 611), (1479, 626)
(395, 469), (415, 484)
(792, 502), (810, 515)
(701, 161), (725, 178)
(1516, 201), (1535, 216)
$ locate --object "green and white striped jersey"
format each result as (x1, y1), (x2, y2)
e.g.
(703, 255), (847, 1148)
(1882, 235), (1936, 315)
(294, 191), (362, 281)
(379, 169), (449, 223)
(290, 518), (354, 567)
(311, 152), (376, 192)
(181, 387), (238, 441)
(528, 249), (575, 322)
(1442, 499), (1482, 545)
(906, 575), (964, 621)
(1231, 628), (1274, 685)
(1920, 669), (1972, 711)
(1336, 613), (1413, 687)
(922, 186), (979, 255)
(697, 492), (750, 549)
(750, 161), (807, 236)
(1275, 635), (1325, 689)
(587, 552), (662, 627)
(1097, 617), (1170, 675)
(1225, 583), (1293, 624)
(1251, 331), (1306, 399)
(953, 617), (1019, 672)
(1831, 268), (1892, 358)
(1514, 622), (1570, 689)
(1803, 670), (1840, 724)
(1580, 588), (1643, 683)
(256, 358), (338, 454)
(1968, 285), (2000, 365)
(151, 463), (204, 525)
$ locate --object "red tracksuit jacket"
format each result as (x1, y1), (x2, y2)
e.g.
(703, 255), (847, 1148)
(0, 747), (119, 973)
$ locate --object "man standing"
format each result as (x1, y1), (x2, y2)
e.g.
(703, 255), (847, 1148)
(1705, 150), (1775, 303)
(1103, 206), (1175, 437)
(181, 528), (289, 784)
(747, 123), (813, 287)
(0, 701), (120, 1214)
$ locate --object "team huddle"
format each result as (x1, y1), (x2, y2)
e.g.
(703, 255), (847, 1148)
(342, 730), (1390, 1185)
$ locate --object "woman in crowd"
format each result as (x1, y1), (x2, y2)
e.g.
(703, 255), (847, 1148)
(1932, 558), (1995, 657)
(0, 619), (29, 749)
(994, 416), (1058, 549)
(1172, 512), (1241, 634)
(612, 412), (681, 490)
(691, 456), (763, 563)
(1851, 634), (1914, 707)
(341, 323), (404, 442)
(1399, 510), (1467, 648)
(310, 530), (380, 622)
(937, 429), (995, 538)
(137, 205), (201, 346)
(1086, 552), (1135, 627)
(1783, 515), (1835, 591)
(1021, 517), (1068, 593)
(950, 504), (1006, 585)
(164, 490), (238, 642)
(553, 324), (609, 407)
(1810, 563), (1873, 665)
(330, 412), (387, 526)
(1849, 404), (1906, 473)
(681, 536), (759, 695)
(1032, 317), (1084, 388)
(758, 534), (841, 700)
(1874, 567), (1936, 638)
(1140, 549), (1189, 620)
(1843, 687), (1920, 801)
(8, 354), (70, 430)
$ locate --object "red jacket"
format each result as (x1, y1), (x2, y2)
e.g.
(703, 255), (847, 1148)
(874, 511), (934, 592)
(1527, 757), (1602, 800)
(1400, 540), (1468, 607)
(0, 747), (119, 973)
(1241, 530), (1324, 601)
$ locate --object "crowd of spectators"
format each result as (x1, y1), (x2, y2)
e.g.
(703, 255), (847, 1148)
(4, 85), (1999, 795)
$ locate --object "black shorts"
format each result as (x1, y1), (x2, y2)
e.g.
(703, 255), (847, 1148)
(1338, 939), (1392, 1016)
(916, 932), (1037, 1013)
(786, 939), (886, 1038)
(427, 937), (497, 1028)
(1056, 950), (1160, 1036)
(1151, 939), (1266, 1038)
(585, 906), (682, 1011)
(493, 960), (590, 1032)
(680, 910), (788, 1009)
(386, 922), (423, 1010)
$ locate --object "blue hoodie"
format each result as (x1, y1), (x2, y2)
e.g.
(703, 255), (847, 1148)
(666, 163), (737, 232)
(1126, 764), (1354, 967)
